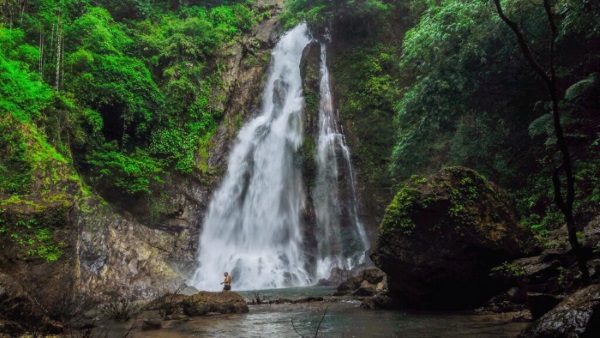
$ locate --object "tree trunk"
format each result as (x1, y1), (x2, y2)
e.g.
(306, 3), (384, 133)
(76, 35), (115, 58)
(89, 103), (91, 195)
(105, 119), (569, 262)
(492, 0), (588, 279)
(55, 21), (61, 91)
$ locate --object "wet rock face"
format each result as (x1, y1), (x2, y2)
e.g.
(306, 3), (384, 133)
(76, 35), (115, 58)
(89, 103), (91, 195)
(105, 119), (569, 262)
(520, 284), (600, 338)
(0, 196), (82, 335)
(334, 268), (387, 297)
(208, 0), (284, 169)
(370, 167), (536, 309)
(299, 40), (321, 272)
(73, 0), (287, 300)
(0, 273), (66, 335)
(300, 40), (321, 139)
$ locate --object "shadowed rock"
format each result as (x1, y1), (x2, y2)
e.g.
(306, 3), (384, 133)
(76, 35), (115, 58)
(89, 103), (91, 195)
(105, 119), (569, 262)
(334, 267), (386, 297)
(520, 284), (600, 338)
(147, 291), (248, 318)
(183, 291), (249, 316)
(370, 167), (536, 309)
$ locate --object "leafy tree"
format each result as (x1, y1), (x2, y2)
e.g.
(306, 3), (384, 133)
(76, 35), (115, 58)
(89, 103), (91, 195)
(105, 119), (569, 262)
(0, 52), (53, 123)
(491, 0), (591, 279)
(0, 116), (33, 194)
(281, 0), (393, 29)
(390, 0), (533, 181)
(85, 142), (164, 195)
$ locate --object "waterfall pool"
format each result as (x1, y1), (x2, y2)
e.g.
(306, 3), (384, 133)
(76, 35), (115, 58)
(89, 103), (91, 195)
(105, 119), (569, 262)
(96, 287), (527, 337)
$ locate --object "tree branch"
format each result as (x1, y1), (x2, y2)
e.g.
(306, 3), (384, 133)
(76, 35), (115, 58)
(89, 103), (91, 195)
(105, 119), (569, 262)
(492, 0), (552, 86)
(543, 0), (557, 84)
(314, 307), (329, 338)
(291, 318), (306, 338)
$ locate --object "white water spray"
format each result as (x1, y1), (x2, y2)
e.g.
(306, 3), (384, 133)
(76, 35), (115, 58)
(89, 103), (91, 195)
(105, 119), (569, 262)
(191, 24), (369, 291)
(313, 43), (370, 280)
(191, 24), (312, 291)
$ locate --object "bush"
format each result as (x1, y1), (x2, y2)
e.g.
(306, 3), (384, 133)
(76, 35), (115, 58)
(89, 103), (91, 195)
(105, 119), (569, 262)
(85, 143), (164, 196)
(100, 297), (141, 321)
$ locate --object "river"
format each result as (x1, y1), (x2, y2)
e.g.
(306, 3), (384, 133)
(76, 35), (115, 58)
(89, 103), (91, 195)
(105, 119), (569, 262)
(97, 287), (527, 337)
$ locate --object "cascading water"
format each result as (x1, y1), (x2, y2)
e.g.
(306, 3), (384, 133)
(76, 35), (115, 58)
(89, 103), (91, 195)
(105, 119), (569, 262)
(191, 24), (369, 291)
(191, 24), (312, 291)
(312, 44), (370, 280)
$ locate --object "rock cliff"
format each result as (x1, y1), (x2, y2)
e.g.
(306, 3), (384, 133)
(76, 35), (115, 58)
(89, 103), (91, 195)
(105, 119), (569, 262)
(0, 0), (286, 302)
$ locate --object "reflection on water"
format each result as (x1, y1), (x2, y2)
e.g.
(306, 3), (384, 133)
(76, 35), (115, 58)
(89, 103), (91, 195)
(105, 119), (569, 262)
(98, 287), (527, 338)
(237, 285), (337, 299)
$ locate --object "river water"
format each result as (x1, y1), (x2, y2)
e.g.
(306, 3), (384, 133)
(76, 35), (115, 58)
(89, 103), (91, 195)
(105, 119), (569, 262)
(99, 287), (527, 337)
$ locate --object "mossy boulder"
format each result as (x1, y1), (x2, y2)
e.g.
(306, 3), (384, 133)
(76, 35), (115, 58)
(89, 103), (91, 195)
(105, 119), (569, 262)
(370, 167), (536, 309)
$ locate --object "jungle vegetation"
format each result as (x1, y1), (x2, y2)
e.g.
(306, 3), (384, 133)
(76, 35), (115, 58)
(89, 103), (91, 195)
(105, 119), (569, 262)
(1, 0), (599, 254)
(281, 0), (600, 253)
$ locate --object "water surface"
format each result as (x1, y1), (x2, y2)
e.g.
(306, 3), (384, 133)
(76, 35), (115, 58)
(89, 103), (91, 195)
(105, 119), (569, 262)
(99, 287), (527, 338)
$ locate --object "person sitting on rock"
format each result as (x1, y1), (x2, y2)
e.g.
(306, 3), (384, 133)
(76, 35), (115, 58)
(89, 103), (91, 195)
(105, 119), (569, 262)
(220, 271), (232, 291)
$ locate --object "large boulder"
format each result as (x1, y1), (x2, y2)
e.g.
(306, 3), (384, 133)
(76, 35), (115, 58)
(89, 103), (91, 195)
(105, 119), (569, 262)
(370, 167), (536, 309)
(520, 284), (600, 338)
(183, 291), (249, 316)
(147, 291), (249, 318)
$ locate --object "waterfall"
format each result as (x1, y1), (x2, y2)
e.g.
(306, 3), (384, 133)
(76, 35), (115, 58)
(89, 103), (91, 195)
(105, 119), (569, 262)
(191, 24), (369, 291)
(313, 43), (370, 280)
(191, 24), (312, 291)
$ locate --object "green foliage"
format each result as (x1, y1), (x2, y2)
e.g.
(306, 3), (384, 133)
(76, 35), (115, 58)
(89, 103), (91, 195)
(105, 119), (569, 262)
(392, 0), (507, 178)
(0, 47), (53, 122)
(149, 127), (197, 173)
(0, 116), (33, 194)
(447, 174), (484, 223)
(1, 0), (259, 203)
(0, 218), (63, 262)
(281, 0), (393, 30)
(332, 43), (399, 195)
(490, 261), (526, 278)
(379, 186), (419, 235)
(0, 196), (69, 263)
(67, 53), (164, 141)
(381, 0), (600, 239)
(67, 7), (132, 54)
(86, 142), (164, 195)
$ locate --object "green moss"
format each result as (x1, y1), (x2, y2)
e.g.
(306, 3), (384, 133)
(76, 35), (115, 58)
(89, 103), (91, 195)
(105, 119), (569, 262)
(304, 91), (319, 115)
(379, 187), (420, 235)
(330, 43), (400, 194)
(196, 127), (217, 175)
(0, 116), (33, 194)
(410, 175), (428, 184)
(147, 191), (172, 226)
(243, 53), (260, 68)
(0, 197), (68, 262)
(444, 169), (490, 223)
(490, 261), (526, 278)
(299, 135), (316, 182)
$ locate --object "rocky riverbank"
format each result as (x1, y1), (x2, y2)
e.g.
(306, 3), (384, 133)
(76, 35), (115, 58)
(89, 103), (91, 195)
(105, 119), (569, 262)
(363, 166), (600, 337)
(33, 289), (530, 337)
